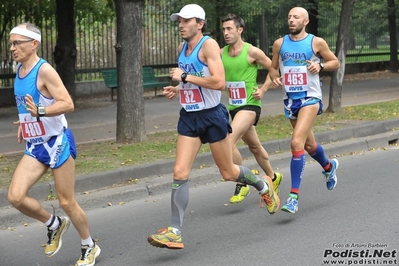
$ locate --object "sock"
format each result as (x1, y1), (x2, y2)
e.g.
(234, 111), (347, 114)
(272, 172), (277, 181)
(171, 227), (181, 235)
(45, 215), (60, 230)
(82, 237), (94, 247)
(309, 143), (330, 170)
(290, 150), (305, 195)
(289, 193), (298, 200)
(170, 179), (189, 231)
(235, 166), (266, 192)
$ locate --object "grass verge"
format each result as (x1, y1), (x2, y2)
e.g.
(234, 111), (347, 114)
(0, 99), (398, 190)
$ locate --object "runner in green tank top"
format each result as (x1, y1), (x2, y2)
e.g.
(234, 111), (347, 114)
(221, 13), (284, 204)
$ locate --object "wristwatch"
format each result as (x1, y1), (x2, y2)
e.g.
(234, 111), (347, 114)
(37, 106), (46, 117)
(319, 62), (325, 71)
(181, 72), (188, 84)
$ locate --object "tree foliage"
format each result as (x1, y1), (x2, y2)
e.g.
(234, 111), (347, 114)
(0, 0), (114, 41)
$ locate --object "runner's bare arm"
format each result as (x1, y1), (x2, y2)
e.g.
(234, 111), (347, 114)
(271, 38), (284, 88)
(185, 38), (225, 90)
(249, 45), (279, 94)
(35, 63), (74, 116)
(313, 37), (340, 71)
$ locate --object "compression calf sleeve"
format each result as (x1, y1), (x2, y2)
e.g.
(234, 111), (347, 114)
(290, 150), (305, 194)
(171, 179), (189, 231)
(309, 143), (329, 169)
(235, 165), (266, 192)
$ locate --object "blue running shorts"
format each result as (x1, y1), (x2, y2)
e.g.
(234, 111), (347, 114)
(25, 128), (77, 169)
(177, 103), (232, 144)
(284, 97), (323, 119)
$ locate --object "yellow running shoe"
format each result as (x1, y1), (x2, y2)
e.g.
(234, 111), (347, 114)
(260, 176), (280, 214)
(273, 172), (284, 195)
(45, 216), (70, 257)
(147, 227), (184, 249)
(251, 169), (260, 175)
(75, 241), (101, 266)
(229, 184), (250, 204)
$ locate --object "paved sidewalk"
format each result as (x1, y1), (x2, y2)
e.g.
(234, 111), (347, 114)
(0, 77), (398, 211)
(1, 77), (399, 155)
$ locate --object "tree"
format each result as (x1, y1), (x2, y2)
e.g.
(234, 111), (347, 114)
(114, 0), (146, 143)
(307, 0), (319, 36)
(387, 0), (398, 73)
(0, 0), (114, 99)
(327, 0), (357, 113)
(54, 0), (77, 100)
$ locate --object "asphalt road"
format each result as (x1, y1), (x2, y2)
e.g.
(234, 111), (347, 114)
(1, 145), (398, 266)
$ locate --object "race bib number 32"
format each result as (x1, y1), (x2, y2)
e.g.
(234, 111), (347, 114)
(179, 87), (205, 111)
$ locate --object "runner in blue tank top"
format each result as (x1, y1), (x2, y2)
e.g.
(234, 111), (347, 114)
(147, 4), (280, 250)
(270, 7), (340, 214)
(8, 23), (100, 265)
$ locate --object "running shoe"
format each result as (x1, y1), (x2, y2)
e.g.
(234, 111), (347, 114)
(147, 227), (184, 249)
(281, 194), (299, 213)
(75, 241), (101, 266)
(45, 216), (70, 257)
(260, 176), (280, 214)
(273, 172), (284, 195)
(229, 184), (250, 204)
(323, 159), (339, 190)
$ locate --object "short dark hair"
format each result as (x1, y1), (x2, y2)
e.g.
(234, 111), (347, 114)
(196, 18), (207, 33)
(221, 13), (245, 31)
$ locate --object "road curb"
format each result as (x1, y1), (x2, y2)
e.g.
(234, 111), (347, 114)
(0, 119), (398, 225)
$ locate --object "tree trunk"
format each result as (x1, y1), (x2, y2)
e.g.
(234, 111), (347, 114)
(327, 0), (356, 113)
(114, 0), (146, 143)
(387, 0), (398, 73)
(369, 37), (377, 49)
(307, 0), (318, 36)
(54, 0), (77, 101)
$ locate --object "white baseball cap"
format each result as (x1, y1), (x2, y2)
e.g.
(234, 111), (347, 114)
(170, 4), (206, 21)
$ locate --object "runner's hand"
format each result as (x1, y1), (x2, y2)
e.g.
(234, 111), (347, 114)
(25, 94), (39, 117)
(13, 120), (22, 143)
(163, 86), (178, 100)
(271, 77), (283, 88)
(252, 88), (265, 100)
(306, 60), (321, 74)
(170, 68), (184, 82)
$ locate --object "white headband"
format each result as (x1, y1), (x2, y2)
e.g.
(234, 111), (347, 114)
(10, 27), (41, 43)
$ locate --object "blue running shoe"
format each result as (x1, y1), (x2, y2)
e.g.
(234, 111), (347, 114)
(323, 159), (339, 190)
(281, 194), (298, 214)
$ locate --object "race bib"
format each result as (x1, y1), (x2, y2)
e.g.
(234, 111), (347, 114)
(227, 81), (247, 106)
(20, 115), (46, 139)
(179, 83), (205, 111)
(283, 66), (309, 93)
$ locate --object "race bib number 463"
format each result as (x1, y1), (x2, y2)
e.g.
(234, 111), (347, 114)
(283, 66), (309, 92)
